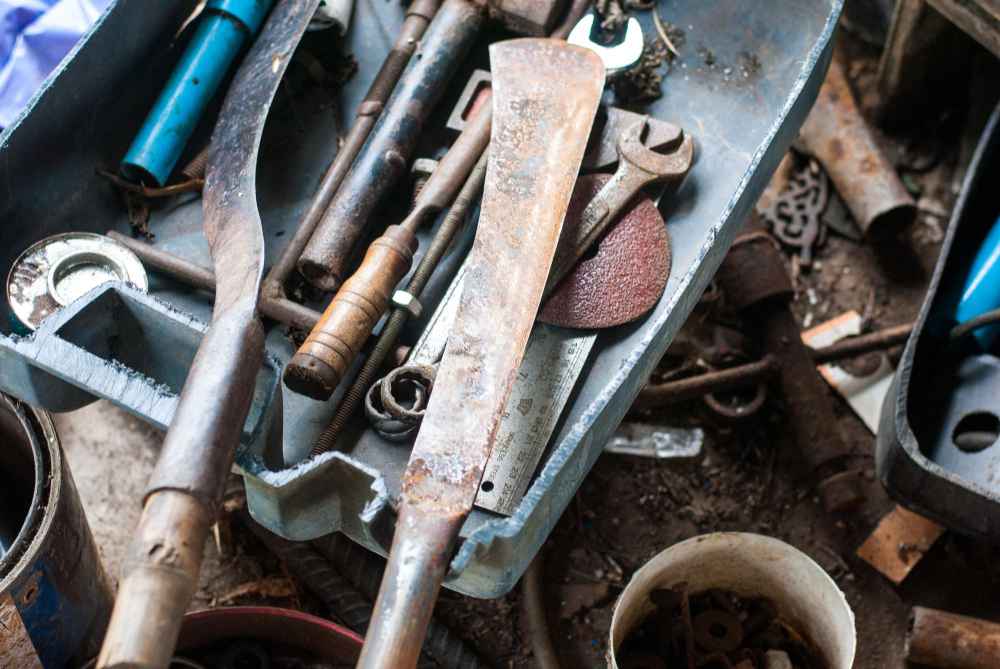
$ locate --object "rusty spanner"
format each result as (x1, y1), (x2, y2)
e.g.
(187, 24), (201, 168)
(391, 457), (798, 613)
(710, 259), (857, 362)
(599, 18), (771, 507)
(544, 117), (695, 296)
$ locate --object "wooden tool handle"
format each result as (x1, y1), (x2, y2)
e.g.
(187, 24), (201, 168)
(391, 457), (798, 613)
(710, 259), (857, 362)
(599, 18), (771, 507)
(284, 225), (418, 400)
(96, 491), (212, 669)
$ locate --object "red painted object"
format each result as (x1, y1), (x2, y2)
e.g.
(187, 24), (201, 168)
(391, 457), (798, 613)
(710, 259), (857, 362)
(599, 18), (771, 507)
(177, 606), (363, 665)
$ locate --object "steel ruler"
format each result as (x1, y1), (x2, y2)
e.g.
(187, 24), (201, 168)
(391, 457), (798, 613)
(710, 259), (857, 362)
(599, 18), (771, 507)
(409, 260), (596, 515)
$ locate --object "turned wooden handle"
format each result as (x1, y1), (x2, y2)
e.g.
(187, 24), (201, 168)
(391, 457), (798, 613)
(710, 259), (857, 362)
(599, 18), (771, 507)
(284, 225), (418, 400)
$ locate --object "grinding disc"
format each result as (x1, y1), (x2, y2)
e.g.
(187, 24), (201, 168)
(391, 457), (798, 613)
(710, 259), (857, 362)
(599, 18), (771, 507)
(538, 173), (671, 329)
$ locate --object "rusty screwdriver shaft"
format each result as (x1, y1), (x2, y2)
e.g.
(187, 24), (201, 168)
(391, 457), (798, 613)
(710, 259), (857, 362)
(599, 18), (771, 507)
(284, 100), (493, 400)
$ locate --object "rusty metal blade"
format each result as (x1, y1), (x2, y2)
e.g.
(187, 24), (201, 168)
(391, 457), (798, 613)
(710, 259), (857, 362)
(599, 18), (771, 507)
(147, 0), (319, 514)
(97, 3), (320, 668)
(355, 38), (605, 669)
(403, 38), (605, 513)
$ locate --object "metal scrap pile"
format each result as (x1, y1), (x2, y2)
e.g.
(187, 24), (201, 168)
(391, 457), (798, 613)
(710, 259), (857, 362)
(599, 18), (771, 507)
(1, 0), (999, 668)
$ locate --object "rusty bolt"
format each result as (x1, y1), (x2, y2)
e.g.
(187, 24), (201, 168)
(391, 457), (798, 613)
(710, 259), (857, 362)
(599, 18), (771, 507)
(410, 158), (439, 212)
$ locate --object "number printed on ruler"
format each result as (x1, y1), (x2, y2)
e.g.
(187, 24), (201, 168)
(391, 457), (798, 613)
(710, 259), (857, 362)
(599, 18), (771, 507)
(474, 324), (596, 515)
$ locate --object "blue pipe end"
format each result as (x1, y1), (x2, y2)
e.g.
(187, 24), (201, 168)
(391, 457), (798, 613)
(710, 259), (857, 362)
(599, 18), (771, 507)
(121, 0), (274, 187)
(952, 212), (1000, 351)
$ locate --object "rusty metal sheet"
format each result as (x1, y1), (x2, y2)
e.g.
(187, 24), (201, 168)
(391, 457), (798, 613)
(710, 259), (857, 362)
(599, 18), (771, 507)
(856, 505), (945, 584)
(538, 173), (671, 329)
(400, 38), (604, 520)
(355, 39), (605, 668)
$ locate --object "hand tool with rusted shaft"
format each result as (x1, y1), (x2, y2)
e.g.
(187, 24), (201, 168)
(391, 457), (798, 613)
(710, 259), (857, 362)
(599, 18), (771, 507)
(95, 2), (319, 667)
(296, 0), (570, 293)
(795, 44), (915, 237)
(543, 116), (693, 298)
(355, 39), (604, 669)
(308, 150), (490, 455)
(283, 100), (493, 400)
(714, 212), (865, 513)
(260, 0), (441, 305)
(282, 1), (594, 400)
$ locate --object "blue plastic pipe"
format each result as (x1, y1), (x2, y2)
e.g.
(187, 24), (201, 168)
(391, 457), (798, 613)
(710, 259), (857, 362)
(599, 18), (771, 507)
(120, 0), (274, 187)
(951, 212), (1000, 351)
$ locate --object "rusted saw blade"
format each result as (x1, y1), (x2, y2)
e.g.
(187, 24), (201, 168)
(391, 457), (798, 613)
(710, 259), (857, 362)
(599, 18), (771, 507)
(538, 172), (671, 329)
(356, 39), (605, 669)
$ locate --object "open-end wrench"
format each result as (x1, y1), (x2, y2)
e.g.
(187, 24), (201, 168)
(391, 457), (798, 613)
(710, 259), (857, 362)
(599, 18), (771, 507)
(544, 116), (694, 296)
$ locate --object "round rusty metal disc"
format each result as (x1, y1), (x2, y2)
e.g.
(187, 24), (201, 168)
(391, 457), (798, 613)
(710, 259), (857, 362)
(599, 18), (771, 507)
(538, 173), (671, 329)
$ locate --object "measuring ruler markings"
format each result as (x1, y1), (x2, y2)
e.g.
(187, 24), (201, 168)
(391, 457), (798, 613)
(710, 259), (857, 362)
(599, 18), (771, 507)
(408, 259), (597, 515)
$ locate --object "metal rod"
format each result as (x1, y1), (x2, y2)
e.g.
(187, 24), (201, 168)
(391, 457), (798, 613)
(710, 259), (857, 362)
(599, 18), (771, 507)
(98, 2), (318, 664)
(283, 100), (493, 400)
(795, 44), (915, 236)
(261, 0), (442, 302)
(108, 231), (322, 331)
(632, 322), (913, 410)
(307, 532), (493, 669)
(906, 607), (1000, 669)
(297, 0), (486, 293)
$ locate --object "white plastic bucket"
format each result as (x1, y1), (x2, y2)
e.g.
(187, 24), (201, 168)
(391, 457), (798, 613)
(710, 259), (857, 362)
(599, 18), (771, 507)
(609, 532), (856, 668)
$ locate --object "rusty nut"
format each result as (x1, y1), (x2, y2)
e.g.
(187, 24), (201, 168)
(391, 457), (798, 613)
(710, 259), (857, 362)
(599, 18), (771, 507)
(392, 290), (422, 319)
(410, 157), (438, 181)
(487, 0), (569, 37)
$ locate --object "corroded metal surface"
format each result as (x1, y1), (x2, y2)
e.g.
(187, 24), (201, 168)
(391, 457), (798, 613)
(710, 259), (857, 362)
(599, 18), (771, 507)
(146, 0), (318, 511)
(539, 173), (671, 329)
(0, 393), (112, 668)
(356, 39), (604, 668)
(98, 2), (318, 667)
(715, 213), (864, 513)
(906, 607), (1000, 669)
(0, 0), (846, 599)
(260, 0), (441, 301)
(297, 0), (486, 292)
(796, 47), (915, 236)
(544, 118), (693, 295)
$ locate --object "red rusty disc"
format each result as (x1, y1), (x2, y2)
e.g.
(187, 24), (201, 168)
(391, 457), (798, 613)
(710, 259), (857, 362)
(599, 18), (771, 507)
(538, 173), (671, 329)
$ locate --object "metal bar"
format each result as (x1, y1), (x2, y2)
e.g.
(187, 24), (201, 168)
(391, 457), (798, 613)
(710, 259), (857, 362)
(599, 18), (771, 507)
(261, 0), (442, 301)
(107, 231), (323, 331)
(297, 0), (486, 292)
(97, 3), (318, 666)
(906, 607), (1000, 669)
(796, 45), (915, 236)
(632, 322), (913, 409)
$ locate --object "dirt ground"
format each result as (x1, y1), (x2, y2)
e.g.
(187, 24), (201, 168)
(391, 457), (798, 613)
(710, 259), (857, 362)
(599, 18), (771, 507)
(48, 15), (1000, 669)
